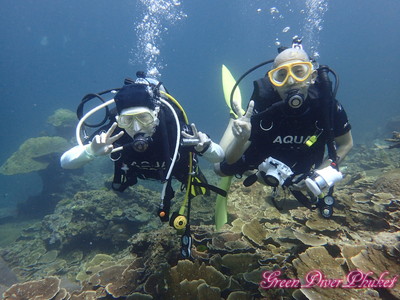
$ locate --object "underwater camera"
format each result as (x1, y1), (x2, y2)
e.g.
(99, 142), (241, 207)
(305, 166), (343, 197)
(259, 157), (294, 187)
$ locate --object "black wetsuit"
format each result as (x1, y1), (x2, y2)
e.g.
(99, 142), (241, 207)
(220, 77), (351, 176)
(110, 104), (192, 192)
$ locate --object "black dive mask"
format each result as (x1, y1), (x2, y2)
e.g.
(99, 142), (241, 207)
(130, 133), (152, 152)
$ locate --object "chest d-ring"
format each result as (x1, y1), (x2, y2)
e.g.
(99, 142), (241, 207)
(315, 120), (323, 130)
(110, 152), (122, 162)
(260, 120), (273, 131)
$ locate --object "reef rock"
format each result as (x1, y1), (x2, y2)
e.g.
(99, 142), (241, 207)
(40, 187), (160, 252)
(1, 135), (400, 300)
(373, 168), (400, 196)
(3, 276), (61, 300)
(0, 136), (70, 175)
(293, 230), (328, 246)
(47, 108), (77, 138)
(293, 246), (378, 300)
(0, 256), (18, 286)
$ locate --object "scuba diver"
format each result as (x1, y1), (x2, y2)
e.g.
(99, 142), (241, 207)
(215, 38), (353, 219)
(61, 72), (225, 258)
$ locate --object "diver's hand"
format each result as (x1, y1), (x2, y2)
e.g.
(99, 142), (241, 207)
(86, 122), (124, 156)
(258, 159), (270, 174)
(232, 100), (254, 141)
(181, 123), (211, 152)
(291, 179), (307, 191)
(287, 173), (305, 191)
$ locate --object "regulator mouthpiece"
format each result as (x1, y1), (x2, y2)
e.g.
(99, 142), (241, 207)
(131, 134), (151, 152)
(286, 90), (305, 109)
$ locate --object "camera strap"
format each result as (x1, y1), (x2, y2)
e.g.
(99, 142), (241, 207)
(290, 189), (318, 210)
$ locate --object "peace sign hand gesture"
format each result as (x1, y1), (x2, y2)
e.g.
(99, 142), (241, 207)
(87, 122), (124, 156)
(232, 100), (254, 141)
(181, 123), (211, 153)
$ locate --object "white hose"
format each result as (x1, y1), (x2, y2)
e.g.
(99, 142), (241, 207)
(159, 98), (181, 204)
(76, 99), (115, 147)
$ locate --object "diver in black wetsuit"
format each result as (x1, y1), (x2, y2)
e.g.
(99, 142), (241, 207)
(216, 41), (353, 217)
(61, 75), (224, 222)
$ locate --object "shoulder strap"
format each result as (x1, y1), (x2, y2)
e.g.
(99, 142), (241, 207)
(316, 66), (337, 163)
(252, 77), (281, 113)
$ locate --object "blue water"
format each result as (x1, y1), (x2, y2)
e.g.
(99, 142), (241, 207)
(1, 0), (400, 215)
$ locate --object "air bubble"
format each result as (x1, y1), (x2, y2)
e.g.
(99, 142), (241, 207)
(270, 7), (279, 14)
(133, 0), (187, 77)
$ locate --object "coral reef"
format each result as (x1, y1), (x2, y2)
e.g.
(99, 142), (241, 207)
(0, 185), (163, 281)
(0, 142), (400, 299)
(0, 136), (70, 175)
(385, 131), (400, 149)
(0, 257), (18, 286)
(0, 108), (91, 219)
(373, 168), (400, 195)
(3, 276), (62, 300)
(47, 108), (77, 139)
(0, 135), (78, 217)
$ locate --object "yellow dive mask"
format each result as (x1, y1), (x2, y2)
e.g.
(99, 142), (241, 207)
(268, 61), (313, 87)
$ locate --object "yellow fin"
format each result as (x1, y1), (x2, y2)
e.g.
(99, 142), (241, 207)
(222, 64), (244, 118)
(215, 176), (233, 230)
